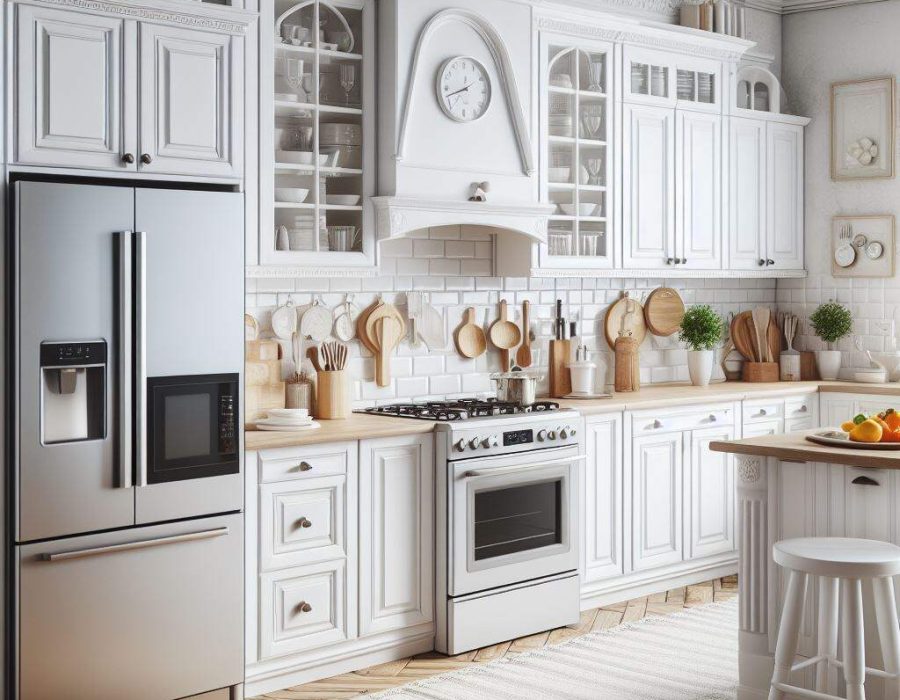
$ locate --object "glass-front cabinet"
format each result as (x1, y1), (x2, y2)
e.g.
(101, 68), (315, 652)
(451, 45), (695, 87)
(256, 0), (375, 271)
(539, 35), (615, 270)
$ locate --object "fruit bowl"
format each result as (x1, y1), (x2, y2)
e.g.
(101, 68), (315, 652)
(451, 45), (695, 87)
(806, 431), (900, 450)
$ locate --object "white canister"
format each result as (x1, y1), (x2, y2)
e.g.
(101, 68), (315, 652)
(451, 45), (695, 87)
(779, 350), (801, 382)
(567, 361), (596, 394)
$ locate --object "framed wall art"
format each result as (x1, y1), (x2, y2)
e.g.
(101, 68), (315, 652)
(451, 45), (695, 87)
(831, 76), (895, 180)
(832, 214), (895, 277)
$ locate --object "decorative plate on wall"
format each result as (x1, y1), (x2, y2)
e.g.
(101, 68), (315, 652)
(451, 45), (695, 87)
(831, 76), (895, 180)
(832, 215), (895, 277)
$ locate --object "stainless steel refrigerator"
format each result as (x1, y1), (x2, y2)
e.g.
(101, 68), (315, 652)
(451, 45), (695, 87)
(9, 181), (245, 699)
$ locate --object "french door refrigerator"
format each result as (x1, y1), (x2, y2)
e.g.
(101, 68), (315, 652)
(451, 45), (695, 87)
(9, 181), (244, 700)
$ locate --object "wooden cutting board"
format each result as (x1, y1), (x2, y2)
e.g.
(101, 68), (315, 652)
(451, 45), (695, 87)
(604, 294), (647, 350)
(365, 302), (405, 386)
(732, 311), (782, 362)
(644, 287), (685, 337)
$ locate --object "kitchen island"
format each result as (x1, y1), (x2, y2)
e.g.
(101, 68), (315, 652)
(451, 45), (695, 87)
(710, 431), (900, 700)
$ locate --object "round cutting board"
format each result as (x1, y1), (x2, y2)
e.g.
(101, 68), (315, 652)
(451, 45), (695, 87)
(644, 287), (685, 337)
(604, 294), (647, 350)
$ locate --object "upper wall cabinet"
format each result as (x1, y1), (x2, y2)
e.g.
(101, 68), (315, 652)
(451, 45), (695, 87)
(624, 47), (721, 114)
(12, 1), (251, 180)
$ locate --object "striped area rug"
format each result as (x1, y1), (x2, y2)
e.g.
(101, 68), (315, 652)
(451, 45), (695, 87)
(369, 599), (738, 699)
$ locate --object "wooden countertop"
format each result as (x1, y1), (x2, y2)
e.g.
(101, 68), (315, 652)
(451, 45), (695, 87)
(710, 430), (900, 470)
(245, 381), (900, 451)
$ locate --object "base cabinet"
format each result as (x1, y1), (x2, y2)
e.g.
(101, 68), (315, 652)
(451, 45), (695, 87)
(583, 414), (625, 583)
(632, 432), (684, 570)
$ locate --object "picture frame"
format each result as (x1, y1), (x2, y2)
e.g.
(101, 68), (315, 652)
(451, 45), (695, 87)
(831, 214), (895, 277)
(831, 76), (895, 180)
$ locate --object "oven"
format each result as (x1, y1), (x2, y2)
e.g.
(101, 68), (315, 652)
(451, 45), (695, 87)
(448, 444), (582, 596)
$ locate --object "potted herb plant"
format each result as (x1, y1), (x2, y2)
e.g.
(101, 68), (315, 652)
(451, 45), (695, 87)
(809, 301), (852, 380)
(679, 305), (724, 387)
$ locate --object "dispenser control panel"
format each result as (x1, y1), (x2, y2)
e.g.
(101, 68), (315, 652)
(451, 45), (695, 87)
(40, 341), (107, 367)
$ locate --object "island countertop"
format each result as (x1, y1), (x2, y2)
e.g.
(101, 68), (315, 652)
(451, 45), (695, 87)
(710, 430), (900, 470)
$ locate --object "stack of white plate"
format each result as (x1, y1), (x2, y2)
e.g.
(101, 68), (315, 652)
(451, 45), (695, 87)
(255, 408), (321, 432)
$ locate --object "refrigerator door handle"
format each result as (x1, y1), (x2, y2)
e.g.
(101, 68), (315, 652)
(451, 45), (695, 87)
(41, 526), (230, 562)
(134, 231), (148, 487)
(116, 231), (134, 490)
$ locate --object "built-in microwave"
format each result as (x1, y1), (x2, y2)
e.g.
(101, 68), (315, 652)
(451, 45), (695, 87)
(146, 373), (239, 484)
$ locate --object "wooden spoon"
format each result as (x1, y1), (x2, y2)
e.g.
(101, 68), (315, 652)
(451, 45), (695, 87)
(455, 307), (487, 359)
(751, 306), (771, 362)
(489, 300), (522, 372)
(515, 301), (533, 368)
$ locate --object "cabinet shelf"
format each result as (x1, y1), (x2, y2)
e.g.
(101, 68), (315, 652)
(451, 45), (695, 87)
(274, 201), (315, 209)
(274, 43), (363, 62)
(548, 135), (607, 147)
(274, 100), (316, 117)
(323, 204), (363, 211)
(549, 86), (607, 98)
(548, 183), (607, 192)
(550, 215), (607, 222)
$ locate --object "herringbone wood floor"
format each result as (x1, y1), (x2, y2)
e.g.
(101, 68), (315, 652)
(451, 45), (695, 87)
(253, 575), (738, 700)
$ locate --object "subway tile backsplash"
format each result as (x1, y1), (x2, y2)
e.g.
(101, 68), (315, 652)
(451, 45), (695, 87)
(246, 226), (777, 407)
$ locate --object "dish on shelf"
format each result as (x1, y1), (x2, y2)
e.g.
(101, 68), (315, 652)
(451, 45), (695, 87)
(548, 167), (571, 183)
(320, 123), (362, 146)
(255, 420), (321, 432)
(834, 242), (856, 268)
(326, 194), (361, 206)
(274, 92), (303, 103)
(276, 150), (329, 165)
(558, 203), (597, 216)
(549, 74), (574, 89)
(275, 188), (310, 203)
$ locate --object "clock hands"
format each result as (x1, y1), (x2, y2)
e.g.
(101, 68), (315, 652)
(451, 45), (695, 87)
(445, 81), (475, 99)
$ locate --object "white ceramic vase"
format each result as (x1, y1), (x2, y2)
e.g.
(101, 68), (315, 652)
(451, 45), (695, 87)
(688, 349), (714, 387)
(816, 349), (842, 381)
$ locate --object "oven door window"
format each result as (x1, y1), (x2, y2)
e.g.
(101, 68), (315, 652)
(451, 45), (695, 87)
(473, 478), (562, 561)
(147, 374), (238, 483)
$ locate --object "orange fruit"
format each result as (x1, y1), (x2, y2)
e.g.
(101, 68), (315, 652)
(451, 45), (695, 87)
(884, 409), (900, 432)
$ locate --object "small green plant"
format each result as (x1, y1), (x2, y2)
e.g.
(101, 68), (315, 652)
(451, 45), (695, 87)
(809, 302), (852, 345)
(679, 305), (724, 352)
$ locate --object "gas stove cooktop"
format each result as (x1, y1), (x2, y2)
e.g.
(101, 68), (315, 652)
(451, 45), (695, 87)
(359, 398), (561, 422)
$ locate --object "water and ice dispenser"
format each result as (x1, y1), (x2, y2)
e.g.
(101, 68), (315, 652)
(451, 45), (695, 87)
(40, 341), (107, 444)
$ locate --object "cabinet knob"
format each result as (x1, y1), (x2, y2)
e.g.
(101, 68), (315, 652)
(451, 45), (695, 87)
(708, 414), (717, 422)
(293, 461), (313, 472)
(666, 258), (674, 265)
(295, 601), (312, 614)
(140, 153), (153, 165)
(758, 259), (766, 266)
(296, 517), (312, 529)
(766, 259), (774, 266)
(680, 258), (687, 264)
(122, 153), (135, 164)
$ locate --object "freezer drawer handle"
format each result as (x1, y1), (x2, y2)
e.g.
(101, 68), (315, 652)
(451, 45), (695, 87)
(463, 455), (585, 479)
(42, 527), (229, 562)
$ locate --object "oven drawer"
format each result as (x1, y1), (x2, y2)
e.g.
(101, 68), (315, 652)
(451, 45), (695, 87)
(630, 404), (734, 436)
(259, 442), (353, 483)
(260, 475), (349, 571)
(259, 560), (353, 659)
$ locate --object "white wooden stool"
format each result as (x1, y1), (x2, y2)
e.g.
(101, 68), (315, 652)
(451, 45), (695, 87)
(769, 537), (900, 700)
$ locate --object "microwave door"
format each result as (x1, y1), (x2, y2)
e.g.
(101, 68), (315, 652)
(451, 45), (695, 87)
(15, 181), (136, 542)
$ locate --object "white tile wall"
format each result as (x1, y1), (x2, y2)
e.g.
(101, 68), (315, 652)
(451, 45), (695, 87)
(247, 226), (777, 407)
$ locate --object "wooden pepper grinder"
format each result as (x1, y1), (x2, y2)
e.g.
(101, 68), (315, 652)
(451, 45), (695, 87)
(614, 330), (640, 392)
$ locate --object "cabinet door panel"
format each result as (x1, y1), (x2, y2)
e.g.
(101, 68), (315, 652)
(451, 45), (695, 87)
(767, 122), (804, 270)
(677, 111), (722, 269)
(689, 426), (734, 558)
(622, 104), (676, 269)
(584, 415), (624, 582)
(139, 23), (242, 178)
(728, 117), (766, 270)
(359, 435), (434, 636)
(632, 433), (683, 570)
(844, 468), (893, 542)
(16, 5), (134, 169)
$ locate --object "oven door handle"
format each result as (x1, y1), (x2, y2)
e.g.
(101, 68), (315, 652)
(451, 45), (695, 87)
(42, 527), (229, 562)
(463, 455), (585, 479)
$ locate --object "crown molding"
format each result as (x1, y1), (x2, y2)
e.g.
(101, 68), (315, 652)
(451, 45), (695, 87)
(780, 0), (887, 13)
(534, 0), (888, 17)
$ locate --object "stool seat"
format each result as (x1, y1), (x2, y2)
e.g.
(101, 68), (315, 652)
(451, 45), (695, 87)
(773, 537), (900, 578)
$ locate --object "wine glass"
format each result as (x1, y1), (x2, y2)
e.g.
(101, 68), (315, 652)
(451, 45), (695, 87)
(581, 104), (603, 139)
(284, 58), (306, 101)
(339, 64), (356, 106)
(586, 157), (603, 187)
(587, 56), (604, 92)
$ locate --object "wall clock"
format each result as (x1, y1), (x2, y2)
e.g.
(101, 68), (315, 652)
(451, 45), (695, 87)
(435, 56), (492, 123)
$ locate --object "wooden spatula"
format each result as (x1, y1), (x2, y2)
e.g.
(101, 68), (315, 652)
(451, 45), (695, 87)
(515, 301), (533, 368)
(751, 306), (771, 362)
(373, 316), (402, 387)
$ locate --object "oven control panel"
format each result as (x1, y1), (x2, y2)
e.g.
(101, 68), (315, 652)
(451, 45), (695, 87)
(446, 415), (581, 457)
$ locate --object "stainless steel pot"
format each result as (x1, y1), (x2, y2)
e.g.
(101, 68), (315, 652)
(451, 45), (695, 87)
(490, 371), (544, 406)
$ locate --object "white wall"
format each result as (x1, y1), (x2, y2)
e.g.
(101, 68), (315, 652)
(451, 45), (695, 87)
(745, 7), (783, 79)
(779, 3), (900, 368)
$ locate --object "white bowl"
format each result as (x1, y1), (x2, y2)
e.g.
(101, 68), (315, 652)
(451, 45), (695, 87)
(559, 203), (597, 216)
(275, 188), (310, 203)
(548, 167), (571, 183)
(854, 369), (888, 384)
(326, 194), (361, 206)
(276, 150), (315, 165)
(269, 408), (309, 419)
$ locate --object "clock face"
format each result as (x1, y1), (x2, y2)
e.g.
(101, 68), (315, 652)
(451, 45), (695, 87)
(436, 56), (492, 123)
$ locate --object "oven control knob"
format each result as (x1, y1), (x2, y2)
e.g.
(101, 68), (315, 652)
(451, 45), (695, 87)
(469, 437), (481, 450)
(547, 429), (558, 441)
(482, 435), (499, 449)
(560, 426), (571, 439)
(455, 439), (467, 452)
(537, 429), (548, 442)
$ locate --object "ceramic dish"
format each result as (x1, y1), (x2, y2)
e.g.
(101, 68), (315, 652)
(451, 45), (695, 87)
(275, 150), (330, 166)
(834, 243), (856, 268)
(268, 408), (309, 419)
(853, 369), (888, 383)
(326, 194), (361, 206)
(806, 431), (900, 450)
(559, 203), (597, 216)
(548, 167), (571, 183)
(275, 188), (310, 203)
(255, 420), (321, 432)
(867, 241), (885, 259)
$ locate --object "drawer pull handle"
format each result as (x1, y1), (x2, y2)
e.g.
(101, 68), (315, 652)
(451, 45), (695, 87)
(296, 517), (313, 529)
(295, 601), (312, 614)
(852, 476), (880, 487)
(293, 461), (313, 472)
(650, 420), (663, 429)
(756, 409), (767, 417)
(797, 405), (807, 413)
(708, 414), (717, 422)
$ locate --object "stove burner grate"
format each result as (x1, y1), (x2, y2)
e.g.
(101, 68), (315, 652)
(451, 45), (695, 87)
(361, 398), (561, 422)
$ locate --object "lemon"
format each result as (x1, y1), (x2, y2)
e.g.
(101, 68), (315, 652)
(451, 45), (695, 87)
(850, 419), (883, 443)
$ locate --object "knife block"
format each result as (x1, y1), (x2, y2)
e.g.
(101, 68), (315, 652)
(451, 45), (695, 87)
(742, 362), (779, 383)
(548, 340), (572, 398)
(316, 370), (350, 419)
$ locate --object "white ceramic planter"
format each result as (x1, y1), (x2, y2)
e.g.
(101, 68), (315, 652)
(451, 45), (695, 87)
(688, 350), (714, 387)
(816, 349), (842, 381)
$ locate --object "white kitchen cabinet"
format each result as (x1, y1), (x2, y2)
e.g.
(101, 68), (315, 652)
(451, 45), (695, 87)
(12, 1), (248, 179)
(359, 434), (434, 637)
(728, 117), (766, 270)
(583, 414), (624, 582)
(689, 426), (735, 558)
(15, 4), (134, 170)
(631, 432), (683, 570)
(676, 110), (722, 269)
(622, 103), (676, 270)
(844, 467), (894, 542)
(766, 122), (805, 271)
(139, 23), (243, 178)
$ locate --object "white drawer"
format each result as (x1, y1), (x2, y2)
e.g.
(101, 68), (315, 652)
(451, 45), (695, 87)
(785, 396), (817, 421)
(259, 560), (352, 659)
(631, 403), (733, 436)
(785, 417), (815, 434)
(260, 475), (349, 571)
(743, 400), (783, 424)
(259, 441), (354, 483)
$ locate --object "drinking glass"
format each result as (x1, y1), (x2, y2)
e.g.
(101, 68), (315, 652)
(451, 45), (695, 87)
(339, 65), (356, 106)
(581, 104), (603, 139)
(586, 157), (603, 186)
(284, 58), (306, 101)
(587, 56), (604, 92)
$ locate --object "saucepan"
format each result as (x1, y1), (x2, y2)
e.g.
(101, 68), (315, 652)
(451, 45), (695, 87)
(490, 370), (544, 406)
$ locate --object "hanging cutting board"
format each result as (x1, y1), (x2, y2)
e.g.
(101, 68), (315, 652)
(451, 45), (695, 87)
(604, 293), (647, 350)
(356, 300), (381, 354)
(299, 300), (332, 342)
(365, 302), (405, 387)
(644, 287), (685, 337)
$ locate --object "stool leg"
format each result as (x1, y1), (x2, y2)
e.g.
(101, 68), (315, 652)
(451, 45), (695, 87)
(816, 576), (839, 694)
(873, 576), (900, 700)
(841, 577), (866, 700)
(769, 570), (808, 700)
